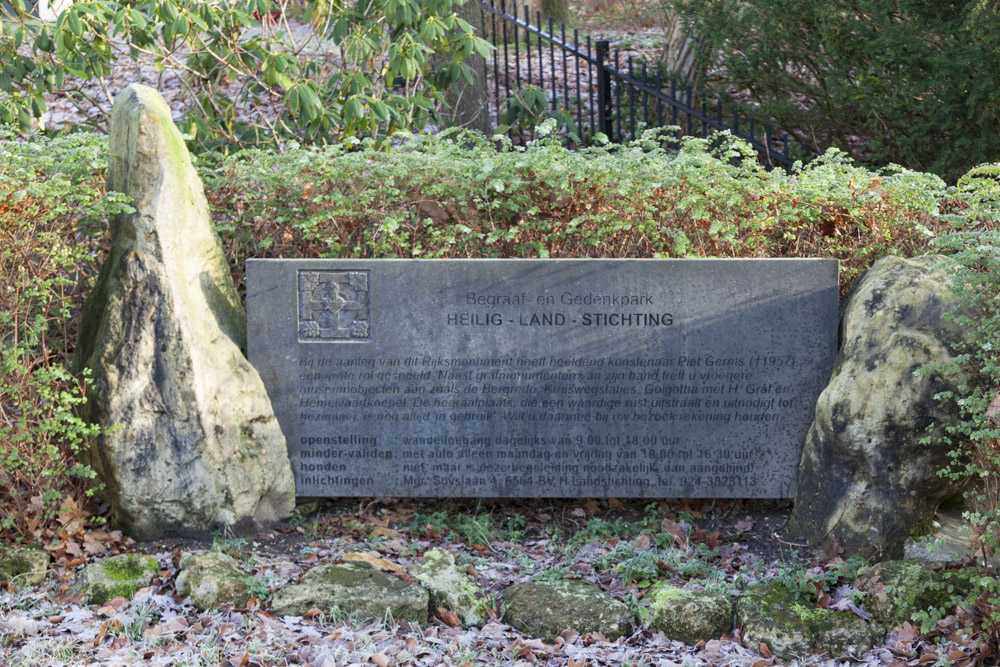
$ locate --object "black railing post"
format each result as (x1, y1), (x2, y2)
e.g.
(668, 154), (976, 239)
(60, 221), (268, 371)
(477, 0), (801, 167)
(595, 40), (612, 139)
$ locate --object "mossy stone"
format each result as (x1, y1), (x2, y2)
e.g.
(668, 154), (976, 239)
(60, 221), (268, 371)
(737, 581), (881, 660)
(74, 553), (159, 605)
(647, 583), (732, 644)
(791, 255), (973, 559)
(501, 580), (635, 641)
(270, 562), (429, 623)
(0, 544), (50, 588)
(410, 548), (492, 627)
(175, 551), (251, 611)
(858, 560), (973, 626)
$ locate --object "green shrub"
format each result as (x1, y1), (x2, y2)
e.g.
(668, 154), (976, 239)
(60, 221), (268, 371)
(0, 131), (130, 536)
(667, 0), (1000, 180)
(923, 163), (1000, 644)
(205, 129), (946, 289)
(0, 0), (490, 152)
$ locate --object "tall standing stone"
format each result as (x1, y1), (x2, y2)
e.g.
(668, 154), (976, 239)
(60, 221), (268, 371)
(75, 84), (294, 540)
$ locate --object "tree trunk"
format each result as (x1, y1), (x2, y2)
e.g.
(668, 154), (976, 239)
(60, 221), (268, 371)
(660, 9), (705, 91)
(445, 0), (490, 135)
(538, 0), (568, 25)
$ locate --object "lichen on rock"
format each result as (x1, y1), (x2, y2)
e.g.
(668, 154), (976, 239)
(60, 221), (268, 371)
(738, 581), (881, 660)
(0, 544), (50, 588)
(270, 562), (428, 624)
(74, 553), (159, 605)
(175, 551), (251, 611)
(647, 583), (732, 645)
(500, 580), (634, 641)
(790, 255), (972, 560)
(410, 548), (492, 627)
(73, 83), (294, 540)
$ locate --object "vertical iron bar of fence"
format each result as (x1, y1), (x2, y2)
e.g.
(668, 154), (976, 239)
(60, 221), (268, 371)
(641, 61), (648, 130)
(686, 87), (692, 137)
(701, 101), (707, 137)
(481, 5), (490, 126)
(587, 37), (595, 136)
(525, 7), (532, 86)
(562, 23), (569, 113)
(732, 109), (738, 135)
(513, 2), (520, 89)
(783, 134), (789, 161)
(656, 71), (663, 129)
(491, 5), (500, 129)
(574, 29), (582, 134)
(614, 50), (622, 142)
(535, 9), (544, 91)
(749, 116), (756, 144)
(765, 126), (772, 163)
(670, 78), (678, 127)
(717, 100), (722, 126)
(628, 56), (636, 139)
(595, 40), (611, 139)
(549, 17), (557, 111)
(500, 0), (510, 106)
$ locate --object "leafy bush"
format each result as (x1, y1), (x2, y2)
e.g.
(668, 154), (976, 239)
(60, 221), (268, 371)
(0, 0), (491, 151)
(921, 163), (1000, 644)
(0, 131), (132, 537)
(667, 0), (1000, 180)
(205, 128), (946, 290)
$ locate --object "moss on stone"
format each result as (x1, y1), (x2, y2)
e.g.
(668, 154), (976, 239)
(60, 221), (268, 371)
(0, 544), (50, 588)
(738, 581), (881, 660)
(270, 563), (429, 623)
(501, 580), (635, 641)
(411, 549), (492, 627)
(176, 551), (251, 611)
(75, 554), (159, 605)
(103, 554), (158, 581)
(647, 583), (732, 645)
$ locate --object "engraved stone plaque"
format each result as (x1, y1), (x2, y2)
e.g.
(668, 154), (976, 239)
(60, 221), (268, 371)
(247, 259), (838, 498)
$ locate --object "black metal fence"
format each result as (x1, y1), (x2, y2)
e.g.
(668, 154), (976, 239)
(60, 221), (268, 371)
(478, 0), (802, 168)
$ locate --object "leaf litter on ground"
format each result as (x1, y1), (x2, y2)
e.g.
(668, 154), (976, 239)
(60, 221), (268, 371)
(0, 497), (988, 665)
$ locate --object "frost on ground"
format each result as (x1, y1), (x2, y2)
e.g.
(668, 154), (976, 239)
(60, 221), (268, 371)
(0, 498), (988, 666)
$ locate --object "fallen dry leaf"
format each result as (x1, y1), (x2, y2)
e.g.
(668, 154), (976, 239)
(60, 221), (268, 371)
(661, 518), (688, 549)
(341, 552), (406, 574)
(436, 607), (462, 628)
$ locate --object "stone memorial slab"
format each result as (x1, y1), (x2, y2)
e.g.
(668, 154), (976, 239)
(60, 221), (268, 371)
(247, 259), (838, 498)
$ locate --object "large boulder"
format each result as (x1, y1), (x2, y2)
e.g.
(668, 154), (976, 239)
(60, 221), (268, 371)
(74, 84), (294, 540)
(501, 580), (634, 641)
(270, 562), (429, 623)
(790, 255), (970, 560)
